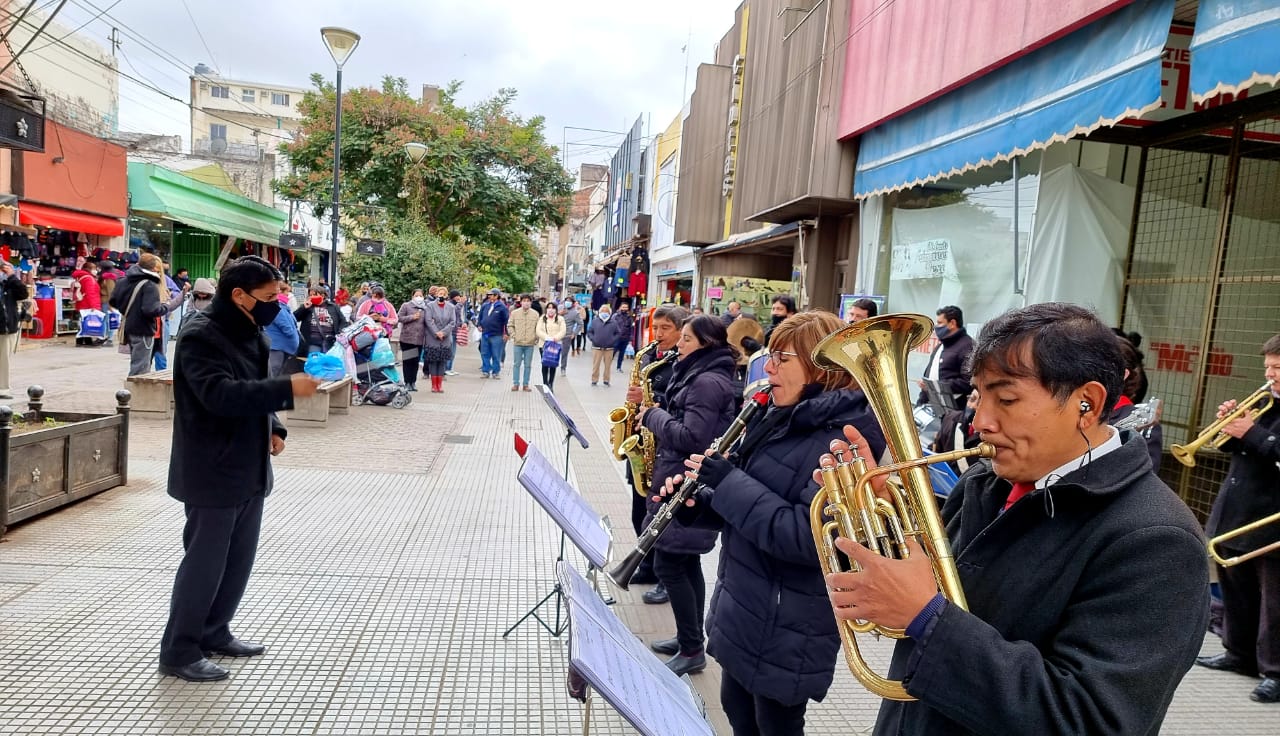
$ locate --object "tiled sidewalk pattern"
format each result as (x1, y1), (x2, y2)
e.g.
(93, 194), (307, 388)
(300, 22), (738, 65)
(0, 340), (1272, 734)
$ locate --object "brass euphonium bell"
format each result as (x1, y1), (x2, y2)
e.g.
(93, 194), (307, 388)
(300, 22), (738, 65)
(809, 314), (994, 702)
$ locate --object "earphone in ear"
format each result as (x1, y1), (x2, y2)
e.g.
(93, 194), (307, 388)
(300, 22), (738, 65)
(1079, 400), (1092, 414)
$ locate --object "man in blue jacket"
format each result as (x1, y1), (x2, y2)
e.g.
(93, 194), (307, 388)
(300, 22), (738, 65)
(477, 288), (509, 379)
(158, 256), (320, 682)
(824, 302), (1209, 735)
(263, 280), (301, 376)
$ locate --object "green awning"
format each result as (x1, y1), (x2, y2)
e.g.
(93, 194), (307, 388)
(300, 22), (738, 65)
(127, 162), (287, 245)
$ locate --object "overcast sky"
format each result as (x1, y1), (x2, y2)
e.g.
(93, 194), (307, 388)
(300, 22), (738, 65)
(53, 0), (742, 180)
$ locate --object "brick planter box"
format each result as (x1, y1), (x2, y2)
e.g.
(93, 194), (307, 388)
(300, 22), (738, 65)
(0, 387), (131, 538)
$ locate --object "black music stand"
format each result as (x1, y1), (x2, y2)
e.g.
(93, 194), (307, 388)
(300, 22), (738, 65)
(504, 434), (609, 639)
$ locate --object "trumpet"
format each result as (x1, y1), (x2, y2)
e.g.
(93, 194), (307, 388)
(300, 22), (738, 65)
(1208, 511), (1280, 567)
(607, 388), (772, 590)
(1171, 381), (1274, 467)
(809, 314), (995, 702)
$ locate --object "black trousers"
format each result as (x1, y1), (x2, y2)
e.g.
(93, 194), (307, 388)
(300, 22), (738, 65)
(1217, 553), (1280, 676)
(653, 549), (705, 655)
(159, 495), (264, 666)
(400, 341), (422, 386)
(541, 363), (557, 389)
(721, 668), (808, 736)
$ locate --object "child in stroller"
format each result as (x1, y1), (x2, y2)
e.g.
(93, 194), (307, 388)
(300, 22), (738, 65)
(339, 317), (412, 408)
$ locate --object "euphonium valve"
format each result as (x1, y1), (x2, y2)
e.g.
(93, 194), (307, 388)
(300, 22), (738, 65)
(809, 314), (995, 702)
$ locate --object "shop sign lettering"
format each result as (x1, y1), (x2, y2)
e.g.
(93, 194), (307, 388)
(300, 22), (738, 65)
(722, 55), (745, 197)
(890, 239), (953, 281)
(1149, 342), (1234, 376)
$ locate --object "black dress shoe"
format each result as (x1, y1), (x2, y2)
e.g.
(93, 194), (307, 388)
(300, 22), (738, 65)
(1196, 652), (1258, 677)
(1251, 677), (1280, 703)
(159, 658), (229, 682)
(642, 584), (669, 605)
(650, 637), (679, 656)
(665, 651), (706, 676)
(204, 638), (266, 658)
(629, 570), (659, 586)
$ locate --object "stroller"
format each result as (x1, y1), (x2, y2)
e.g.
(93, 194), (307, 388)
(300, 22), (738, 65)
(338, 317), (412, 409)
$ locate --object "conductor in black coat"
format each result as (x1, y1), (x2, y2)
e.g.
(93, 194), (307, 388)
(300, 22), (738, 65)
(158, 256), (321, 682)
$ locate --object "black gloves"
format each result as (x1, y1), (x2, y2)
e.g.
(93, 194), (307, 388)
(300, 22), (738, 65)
(697, 453), (735, 489)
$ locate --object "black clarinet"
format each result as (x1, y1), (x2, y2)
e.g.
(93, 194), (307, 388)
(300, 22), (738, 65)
(607, 388), (772, 589)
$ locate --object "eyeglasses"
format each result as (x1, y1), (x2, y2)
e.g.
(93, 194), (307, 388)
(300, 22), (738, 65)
(766, 350), (800, 367)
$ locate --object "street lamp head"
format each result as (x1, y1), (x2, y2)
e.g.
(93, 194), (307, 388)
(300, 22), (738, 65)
(404, 142), (429, 164)
(320, 27), (361, 68)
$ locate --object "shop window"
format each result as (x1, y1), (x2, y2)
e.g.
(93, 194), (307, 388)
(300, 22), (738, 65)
(211, 86), (230, 99)
(271, 92), (290, 107)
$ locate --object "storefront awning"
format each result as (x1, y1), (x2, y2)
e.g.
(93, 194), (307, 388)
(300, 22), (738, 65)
(701, 221), (801, 256)
(19, 201), (124, 236)
(127, 162), (286, 245)
(854, 0), (1175, 198)
(1190, 0), (1280, 102)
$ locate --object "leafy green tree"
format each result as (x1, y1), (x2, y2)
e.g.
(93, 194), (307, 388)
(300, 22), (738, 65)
(341, 219), (468, 306)
(276, 77), (572, 291)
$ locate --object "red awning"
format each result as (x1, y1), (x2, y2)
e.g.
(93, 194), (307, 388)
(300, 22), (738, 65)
(18, 201), (124, 236)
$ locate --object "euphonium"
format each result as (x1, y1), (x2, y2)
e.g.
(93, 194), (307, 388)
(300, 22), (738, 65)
(1171, 380), (1274, 467)
(809, 314), (995, 702)
(610, 341), (661, 493)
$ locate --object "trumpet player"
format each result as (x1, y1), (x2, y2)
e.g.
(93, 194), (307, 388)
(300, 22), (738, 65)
(1196, 335), (1280, 703)
(823, 303), (1209, 735)
(658, 311), (886, 735)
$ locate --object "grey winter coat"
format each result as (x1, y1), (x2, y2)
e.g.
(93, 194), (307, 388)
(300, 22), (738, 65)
(874, 434), (1209, 736)
(587, 315), (625, 348)
(422, 300), (457, 349)
(562, 306), (584, 337)
(397, 300), (429, 346)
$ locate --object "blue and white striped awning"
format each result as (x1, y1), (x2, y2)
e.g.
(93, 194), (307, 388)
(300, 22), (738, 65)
(854, 0), (1175, 198)
(1191, 0), (1280, 102)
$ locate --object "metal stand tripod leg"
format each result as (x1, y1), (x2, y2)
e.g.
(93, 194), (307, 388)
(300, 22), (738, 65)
(502, 431), (577, 638)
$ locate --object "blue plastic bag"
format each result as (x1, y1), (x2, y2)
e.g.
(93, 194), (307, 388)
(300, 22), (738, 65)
(304, 353), (346, 381)
(369, 337), (396, 368)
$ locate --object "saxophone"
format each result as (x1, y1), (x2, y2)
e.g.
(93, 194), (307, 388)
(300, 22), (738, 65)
(622, 350), (675, 495)
(610, 341), (661, 494)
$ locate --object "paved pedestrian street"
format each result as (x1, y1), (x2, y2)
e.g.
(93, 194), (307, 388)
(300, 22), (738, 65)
(0, 341), (1275, 735)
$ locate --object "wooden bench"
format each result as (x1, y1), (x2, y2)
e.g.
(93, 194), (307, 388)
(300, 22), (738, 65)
(285, 376), (354, 428)
(124, 369), (174, 419)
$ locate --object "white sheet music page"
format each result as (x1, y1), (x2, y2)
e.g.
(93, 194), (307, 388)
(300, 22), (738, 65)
(558, 563), (712, 735)
(517, 445), (610, 568)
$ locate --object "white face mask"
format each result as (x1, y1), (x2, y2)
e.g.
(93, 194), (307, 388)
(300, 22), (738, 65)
(412, 296), (425, 305)
(599, 312), (611, 322)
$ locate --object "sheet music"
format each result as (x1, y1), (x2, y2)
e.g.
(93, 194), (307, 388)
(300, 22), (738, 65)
(518, 445), (610, 568)
(558, 563), (711, 733)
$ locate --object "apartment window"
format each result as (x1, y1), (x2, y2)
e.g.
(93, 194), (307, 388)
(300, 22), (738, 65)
(242, 89), (255, 103)
(210, 86), (230, 99)
(271, 92), (290, 106)
(210, 124), (227, 140)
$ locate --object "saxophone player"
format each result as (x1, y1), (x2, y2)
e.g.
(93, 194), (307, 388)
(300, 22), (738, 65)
(623, 305), (688, 593)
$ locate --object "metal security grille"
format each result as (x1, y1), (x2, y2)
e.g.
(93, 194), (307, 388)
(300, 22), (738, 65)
(1122, 114), (1280, 520)
(171, 229), (220, 281)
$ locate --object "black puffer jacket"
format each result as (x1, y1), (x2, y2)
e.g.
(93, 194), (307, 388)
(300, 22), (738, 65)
(110, 265), (171, 339)
(640, 344), (737, 555)
(697, 388), (887, 706)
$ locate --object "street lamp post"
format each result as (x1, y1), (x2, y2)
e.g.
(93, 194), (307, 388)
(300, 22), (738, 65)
(320, 26), (361, 290)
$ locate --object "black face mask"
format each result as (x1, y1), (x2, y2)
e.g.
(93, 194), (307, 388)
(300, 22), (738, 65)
(437, 296), (446, 304)
(248, 296), (282, 327)
(772, 314), (785, 326)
